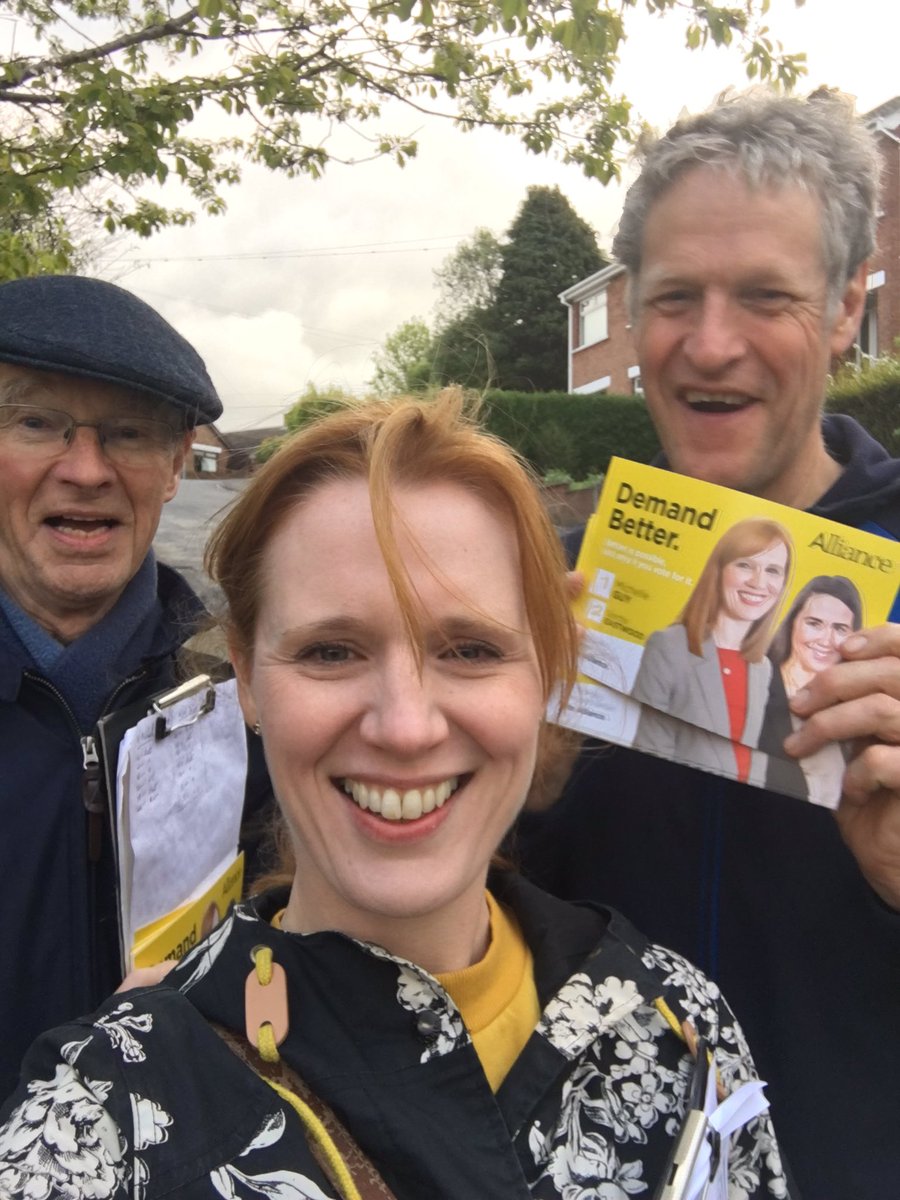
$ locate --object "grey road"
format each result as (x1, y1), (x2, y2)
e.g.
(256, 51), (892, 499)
(154, 478), (249, 609)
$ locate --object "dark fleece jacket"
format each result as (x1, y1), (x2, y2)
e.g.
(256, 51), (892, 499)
(519, 414), (900, 1200)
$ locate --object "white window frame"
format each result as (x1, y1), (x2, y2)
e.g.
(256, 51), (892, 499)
(573, 375), (611, 395)
(579, 290), (608, 347)
(192, 442), (222, 474)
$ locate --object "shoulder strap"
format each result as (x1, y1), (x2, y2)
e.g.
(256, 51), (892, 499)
(210, 1022), (399, 1200)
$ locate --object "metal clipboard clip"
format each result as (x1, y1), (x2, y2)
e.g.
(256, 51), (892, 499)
(152, 674), (217, 740)
(654, 1038), (714, 1200)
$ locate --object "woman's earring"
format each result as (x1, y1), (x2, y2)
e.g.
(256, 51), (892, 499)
(253, 722), (261, 736)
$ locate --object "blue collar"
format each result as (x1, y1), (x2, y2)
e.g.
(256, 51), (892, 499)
(0, 553), (162, 729)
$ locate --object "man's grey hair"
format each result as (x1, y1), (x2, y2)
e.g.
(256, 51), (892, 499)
(613, 88), (882, 312)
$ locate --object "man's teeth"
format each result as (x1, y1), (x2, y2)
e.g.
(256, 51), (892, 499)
(50, 516), (113, 536)
(343, 778), (459, 821)
(684, 393), (750, 410)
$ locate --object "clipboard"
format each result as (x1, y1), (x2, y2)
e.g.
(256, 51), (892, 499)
(96, 674), (217, 923)
(654, 1041), (711, 1200)
(97, 675), (216, 812)
(97, 674), (247, 972)
(653, 1039), (770, 1200)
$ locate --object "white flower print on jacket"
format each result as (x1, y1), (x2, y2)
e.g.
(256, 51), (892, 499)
(210, 1110), (336, 1200)
(0, 1064), (129, 1200)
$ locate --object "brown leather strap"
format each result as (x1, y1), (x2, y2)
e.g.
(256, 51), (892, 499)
(211, 1023), (399, 1200)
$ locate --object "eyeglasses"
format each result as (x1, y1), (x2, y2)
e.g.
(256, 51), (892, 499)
(0, 404), (179, 467)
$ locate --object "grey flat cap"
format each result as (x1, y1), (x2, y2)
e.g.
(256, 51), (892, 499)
(0, 275), (222, 424)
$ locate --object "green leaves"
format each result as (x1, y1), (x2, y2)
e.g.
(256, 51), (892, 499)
(489, 185), (605, 392)
(0, 228), (77, 281)
(374, 185), (605, 394)
(0, 0), (807, 267)
(370, 319), (436, 395)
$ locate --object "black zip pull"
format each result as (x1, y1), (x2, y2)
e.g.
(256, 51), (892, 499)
(81, 735), (104, 862)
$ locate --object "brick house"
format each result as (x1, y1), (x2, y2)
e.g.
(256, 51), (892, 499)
(220, 426), (287, 476)
(561, 95), (900, 394)
(862, 96), (900, 361)
(559, 263), (639, 396)
(182, 424), (287, 478)
(185, 424), (231, 478)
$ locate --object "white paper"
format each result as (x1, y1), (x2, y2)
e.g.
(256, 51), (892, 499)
(685, 1076), (770, 1200)
(114, 678), (247, 944)
(550, 680), (641, 743)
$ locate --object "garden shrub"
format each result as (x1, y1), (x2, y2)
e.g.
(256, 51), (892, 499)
(827, 357), (900, 454)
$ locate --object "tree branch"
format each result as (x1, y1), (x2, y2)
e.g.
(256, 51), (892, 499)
(6, 7), (200, 86)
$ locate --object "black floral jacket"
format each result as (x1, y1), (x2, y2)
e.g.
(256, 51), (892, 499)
(0, 875), (789, 1199)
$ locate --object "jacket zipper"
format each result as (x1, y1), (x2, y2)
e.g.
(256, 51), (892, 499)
(81, 734), (103, 862)
(23, 667), (152, 993)
(24, 667), (149, 854)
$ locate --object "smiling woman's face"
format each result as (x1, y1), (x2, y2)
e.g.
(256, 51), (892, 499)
(789, 592), (856, 674)
(232, 474), (544, 955)
(719, 539), (789, 624)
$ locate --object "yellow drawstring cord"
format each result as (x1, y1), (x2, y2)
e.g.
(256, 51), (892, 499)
(250, 946), (363, 1200)
(654, 996), (686, 1041)
(262, 1076), (362, 1200)
(653, 997), (725, 1102)
(252, 945), (280, 1063)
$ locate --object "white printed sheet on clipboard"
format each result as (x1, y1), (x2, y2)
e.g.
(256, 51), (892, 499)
(113, 675), (247, 967)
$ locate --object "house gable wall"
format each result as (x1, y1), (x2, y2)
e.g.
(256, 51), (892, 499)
(567, 272), (639, 393)
(867, 120), (900, 359)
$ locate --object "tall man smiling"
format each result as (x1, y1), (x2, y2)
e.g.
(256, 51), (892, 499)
(0, 275), (225, 1096)
(519, 91), (900, 1198)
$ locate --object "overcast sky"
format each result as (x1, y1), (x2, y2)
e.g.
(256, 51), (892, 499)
(103, 0), (900, 432)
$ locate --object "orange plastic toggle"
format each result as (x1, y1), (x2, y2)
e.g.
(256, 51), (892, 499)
(245, 960), (290, 1049)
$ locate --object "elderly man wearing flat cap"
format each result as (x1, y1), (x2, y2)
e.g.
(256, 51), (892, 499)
(0, 275), (252, 1096)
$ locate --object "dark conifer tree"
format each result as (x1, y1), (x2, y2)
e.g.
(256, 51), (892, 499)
(491, 186), (605, 391)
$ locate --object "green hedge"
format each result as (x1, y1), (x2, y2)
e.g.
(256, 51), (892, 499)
(482, 390), (660, 478)
(482, 363), (900, 477)
(257, 364), (900, 475)
(826, 358), (900, 454)
(255, 389), (660, 477)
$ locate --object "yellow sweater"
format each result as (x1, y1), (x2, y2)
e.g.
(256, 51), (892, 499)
(272, 892), (540, 1092)
(436, 891), (540, 1091)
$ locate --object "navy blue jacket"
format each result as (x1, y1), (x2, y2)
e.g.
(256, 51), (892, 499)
(0, 563), (270, 1099)
(517, 415), (900, 1200)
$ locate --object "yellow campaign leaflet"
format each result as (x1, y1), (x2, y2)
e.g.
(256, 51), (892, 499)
(131, 851), (244, 970)
(555, 458), (900, 809)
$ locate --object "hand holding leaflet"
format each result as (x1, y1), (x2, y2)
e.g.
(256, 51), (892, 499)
(555, 458), (900, 808)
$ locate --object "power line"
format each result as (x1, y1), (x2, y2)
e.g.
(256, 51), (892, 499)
(121, 233), (468, 267)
